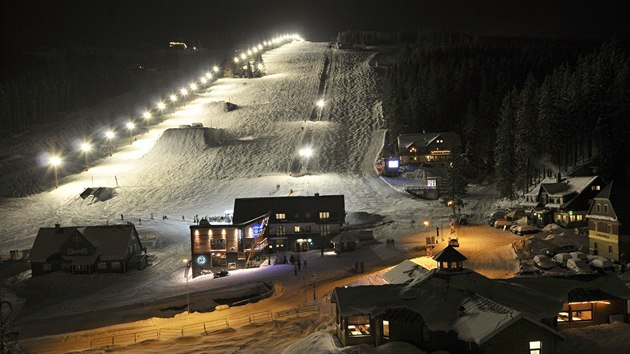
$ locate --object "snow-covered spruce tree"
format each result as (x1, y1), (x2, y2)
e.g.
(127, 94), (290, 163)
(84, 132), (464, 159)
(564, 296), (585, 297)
(495, 89), (518, 199)
(514, 73), (539, 194)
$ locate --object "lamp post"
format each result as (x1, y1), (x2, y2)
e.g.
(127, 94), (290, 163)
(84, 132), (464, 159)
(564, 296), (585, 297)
(157, 102), (166, 121)
(142, 111), (151, 127)
(49, 155), (61, 188)
(80, 142), (91, 171)
(299, 147), (313, 174)
(311, 273), (316, 300)
(126, 122), (135, 144)
(183, 258), (191, 315)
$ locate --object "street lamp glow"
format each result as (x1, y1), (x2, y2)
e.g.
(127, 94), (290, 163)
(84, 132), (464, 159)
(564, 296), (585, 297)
(257, 63), (264, 71)
(126, 122), (135, 130)
(213, 66), (219, 72)
(80, 142), (91, 171)
(252, 47), (258, 53)
(189, 83), (198, 90)
(143, 111), (151, 120)
(299, 147), (313, 158)
(240, 53), (247, 60)
(316, 99), (325, 108)
(180, 88), (189, 96)
(234, 57), (240, 63)
(247, 49), (253, 56)
(257, 44), (263, 50)
(105, 130), (116, 140)
(170, 94), (178, 102)
(157, 102), (166, 110)
(49, 155), (61, 188)
(200, 77), (208, 84)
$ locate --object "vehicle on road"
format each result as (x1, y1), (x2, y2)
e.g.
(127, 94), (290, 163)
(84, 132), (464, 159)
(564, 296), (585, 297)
(567, 258), (592, 274)
(533, 255), (555, 269)
(569, 251), (588, 261)
(552, 253), (572, 267)
(588, 256), (614, 272)
(514, 225), (539, 235)
(486, 210), (506, 225)
(494, 220), (512, 229)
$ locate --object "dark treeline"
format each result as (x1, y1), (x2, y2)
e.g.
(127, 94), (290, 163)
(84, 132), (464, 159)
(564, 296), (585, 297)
(341, 30), (628, 198)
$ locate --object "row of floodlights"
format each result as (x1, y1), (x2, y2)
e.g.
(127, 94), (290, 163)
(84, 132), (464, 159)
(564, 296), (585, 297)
(45, 33), (302, 188)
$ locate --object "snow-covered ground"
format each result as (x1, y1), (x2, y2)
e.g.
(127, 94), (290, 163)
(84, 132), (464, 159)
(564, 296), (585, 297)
(1, 40), (627, 353)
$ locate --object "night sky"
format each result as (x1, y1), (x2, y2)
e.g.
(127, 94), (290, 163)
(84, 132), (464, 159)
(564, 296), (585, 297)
(2, 0), (629, 51)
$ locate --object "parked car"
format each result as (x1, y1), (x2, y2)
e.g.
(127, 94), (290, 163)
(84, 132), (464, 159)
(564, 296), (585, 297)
(457, 214), (468, 225)
(588, 256), (614, 272)
(486, 210), (506, 225)
(494, 220), (513, 229)
(552, 253), (572, 267)
(448, 237), (459, 247)
(533, 255), (555, 269)
(569, 251), (588, 261)
(514, 225), (539, 235)
(509, 225), (520, 234)
(567, 258), (592, 274)
(545, 244), (578, 257)
(519, 260), (541, 276)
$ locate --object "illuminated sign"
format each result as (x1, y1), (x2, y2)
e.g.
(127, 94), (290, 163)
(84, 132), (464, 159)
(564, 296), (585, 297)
(430, 150), (451, 155)
(252, 223), (263, 238)
(196, 255), (207, 265)
(387, 159), (399, 169)
(427, 179), (436, 187)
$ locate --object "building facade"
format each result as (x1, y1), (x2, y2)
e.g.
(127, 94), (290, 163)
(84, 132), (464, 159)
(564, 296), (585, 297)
(233, 195), (345, 253)
(397, 132), (461, 165)
(586, 181), (630, 261)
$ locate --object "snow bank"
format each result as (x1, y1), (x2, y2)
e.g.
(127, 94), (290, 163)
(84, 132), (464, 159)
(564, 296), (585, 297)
(345, 211), (384, 226)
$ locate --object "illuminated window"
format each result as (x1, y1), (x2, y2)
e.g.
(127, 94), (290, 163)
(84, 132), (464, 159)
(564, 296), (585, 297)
(576, 215), (583, 221)
(608, 224), (613, 233)
(592, 185), (601, 191)
(570, 214), (576, 222)
(320, 224), (330, 236)
(558, 303), (593, 323)
(277, 226), (286, 236)
(294, 226), (301, 233)
(347, 315), (371, 336)
(382, 320), (390, 337)
(276, 213), (286, 220)
(319, 211), (330, 220)
(529, 341), (541, 354)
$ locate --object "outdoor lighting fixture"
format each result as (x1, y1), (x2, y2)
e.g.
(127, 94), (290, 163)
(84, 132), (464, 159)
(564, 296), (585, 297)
(170, 94), (178, 102)
(257, 63), (264, 71)
(105, 130), (115, 140)
(257, 44), (263, 50)
(234, 57), (240, 63)
(253, 47), (258, 53)
(240, 53), (247, 60)
(49, 155), (62, 188)
(200, 77), (208, 84)
(80, 142), (91, 171)
(189, 83), (198, 90)
(423, 221), (430, 227)
(180, 88), (189, 96)
(157, 102), (166, 110)
(143, 111), (151, 120)
(126, 122), (135, 143)
(299, 147), (313, 158)
(205, 72), (212, 79)
(316, 99), (325, 108)
(213, 66), (219, 72)
(247, 49), (253, 56)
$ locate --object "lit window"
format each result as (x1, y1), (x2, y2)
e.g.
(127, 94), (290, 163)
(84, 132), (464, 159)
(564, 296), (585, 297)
(319, 211), (330, 220)
(558, 303), (593, 323)
(277, 226), (285, 236)
(592, 185), (601, 191)
(576, 215), (583, 221)
(347, 315), (371, 336)
(294, 226), (301, 233)
(529, 341), (541, 354)
(276, 213), (286, 220)
(382, 320), (390, 337)
(608, 224), (613, 233)
(320, 224), (330, 236)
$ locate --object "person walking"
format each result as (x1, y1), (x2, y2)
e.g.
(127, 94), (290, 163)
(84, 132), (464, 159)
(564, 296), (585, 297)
(138, 218), (141, 225)
(297, 259), (302, 271)
(303, 259), (307, 269)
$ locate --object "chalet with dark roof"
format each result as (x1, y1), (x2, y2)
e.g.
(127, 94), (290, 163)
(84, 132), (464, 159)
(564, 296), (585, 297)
(29, 223), (147, 276)
(520, 175), (605, 228)
(331, 247), (630, 352)
(233, 194), (344, 253)
(586, 181), (630, 261)
(397, 132), (461, 165)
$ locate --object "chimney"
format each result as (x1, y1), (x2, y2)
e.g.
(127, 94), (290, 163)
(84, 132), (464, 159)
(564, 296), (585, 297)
(557, 172), (562, 183)
(54, 223), (62, 233)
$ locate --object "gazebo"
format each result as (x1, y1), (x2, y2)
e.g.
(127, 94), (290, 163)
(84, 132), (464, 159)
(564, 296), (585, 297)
(432, 245), (467, 271)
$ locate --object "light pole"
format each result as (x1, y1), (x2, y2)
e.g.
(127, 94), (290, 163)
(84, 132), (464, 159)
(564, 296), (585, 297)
(80, 142), (91, 171)
(183, 258), (191, 315)
(126, 122), (135, 144)
(157, 102), (166, 121)
(299, 147), (313, 174)
(143, 111), (152, 127)
(49, 155), (61, 188)
(105, 130), (116, 155)
(311, 273), (316, 300)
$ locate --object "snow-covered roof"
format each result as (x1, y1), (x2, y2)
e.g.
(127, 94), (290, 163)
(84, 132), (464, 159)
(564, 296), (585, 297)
(29, 226), (80, 262)
(233, 195), (345, 224)
(381, 259), (431, 284)
(397, 132), (461, 150)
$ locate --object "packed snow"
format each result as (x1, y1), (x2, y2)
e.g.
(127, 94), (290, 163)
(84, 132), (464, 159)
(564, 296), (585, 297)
(0, 40), (627, 353)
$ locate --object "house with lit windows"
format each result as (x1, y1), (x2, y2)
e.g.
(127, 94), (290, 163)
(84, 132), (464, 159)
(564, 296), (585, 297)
(29, 223), (147, 276)
(232, 194), (344, 253)
(586, 181), (630, 262)
(189, 214), (269, 278)
(332, 246), (629, 353)
(397, 132), (461, 165)
(520, 175), (605, 228)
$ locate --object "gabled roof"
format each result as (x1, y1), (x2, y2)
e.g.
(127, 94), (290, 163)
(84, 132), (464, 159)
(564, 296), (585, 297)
(541, 183), (570, 196)
(233, 195), (345, 224)
(593, 181), (630, 225)
(30, 224), (139, 262)
(397, 132), (461, 150)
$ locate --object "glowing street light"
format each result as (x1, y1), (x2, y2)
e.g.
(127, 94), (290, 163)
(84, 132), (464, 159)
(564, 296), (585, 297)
(213, 66), (219, 73)
(180, 88), (189, 96)
(234, 57), (240, 63)
(126, 122), (135, 144)
(316, 99), (325, 108)
(299, 147), (314, 174)
(143, 111), (152, 126)
(157, 101), (166, 110)
(105, 130), (116, 140)
(170, 94), (178, 103)
(189, 83), (198, 91)
(240, 53), (247, 60)
(49, 155), (61, 188)
(183, 258), (191, 315)
(80, 142), (91, 171)
(200, 77), (208, 84)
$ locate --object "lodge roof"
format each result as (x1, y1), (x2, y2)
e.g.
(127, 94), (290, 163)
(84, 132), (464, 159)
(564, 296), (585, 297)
(433, 245), (467, 262)
(397, 132), (461, 150)
(233, 195), (344, 224)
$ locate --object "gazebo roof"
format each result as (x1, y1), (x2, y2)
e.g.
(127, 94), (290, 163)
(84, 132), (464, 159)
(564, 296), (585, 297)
(433, 245), (467, 262)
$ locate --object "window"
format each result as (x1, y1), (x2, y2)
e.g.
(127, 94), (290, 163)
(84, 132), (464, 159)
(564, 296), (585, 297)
(382, 320), (390, 337)
(111, 262), (121, 270)
(320, 224), (330, 236)
(210, 237), (226, 250)
(43, 263), (51, 272)
(305, 212), (311, 219)
(558, 303), (593, 323)
(576, 215), (583, 222)
(275, 213), (286, 220)
(596, 204), (601, 212)
(347, 315), (370, 336)
(592, 185), (601, 191)
(319, 211), (330, 220)
(529, 341), (542, 354)
(609, 245), (613, 254)
(608, 224), (613, 234)
(277, 226), (286, 236)
(603, 204), (608, 213)
(97, 262), (107, 270)
(294, 226), (301, 233)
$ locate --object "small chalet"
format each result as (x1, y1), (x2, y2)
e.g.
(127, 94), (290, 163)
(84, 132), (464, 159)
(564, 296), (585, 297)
(520, 175), (605, 228)
(332, 247), (630, 353)
(189, 214), (269, 278)
(397, 132), (461, 165)
(232, 194), (345, 253)
(29, 223), (147, 276)
(586, 181), (630, 261)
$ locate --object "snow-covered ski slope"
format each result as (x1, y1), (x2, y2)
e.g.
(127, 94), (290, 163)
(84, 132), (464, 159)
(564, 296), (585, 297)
(0, 41), (425, 253)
